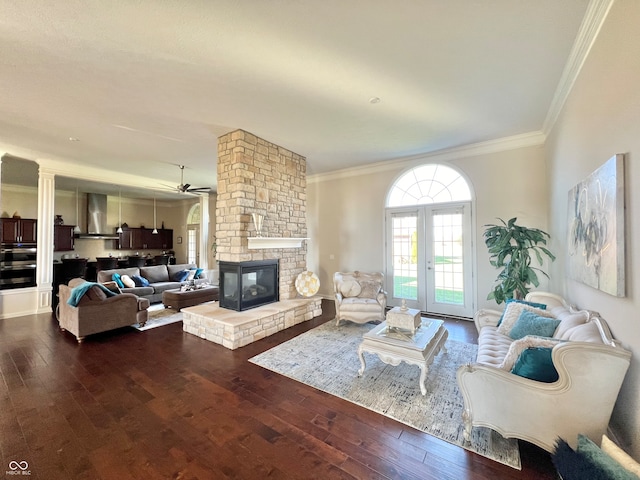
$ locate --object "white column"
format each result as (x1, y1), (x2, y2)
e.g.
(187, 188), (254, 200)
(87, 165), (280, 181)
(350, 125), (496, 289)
(199, 193), (209, 270)
(36, 167), (55, 312)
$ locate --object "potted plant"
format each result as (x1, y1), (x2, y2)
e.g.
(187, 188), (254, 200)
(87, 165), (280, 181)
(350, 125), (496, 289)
(483, 217), (555, 304)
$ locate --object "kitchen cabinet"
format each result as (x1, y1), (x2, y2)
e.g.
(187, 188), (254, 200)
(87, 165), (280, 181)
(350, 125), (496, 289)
(115, 227), (172, 250)
(1, 218), (37, 244)
(54, 225), (76, 251)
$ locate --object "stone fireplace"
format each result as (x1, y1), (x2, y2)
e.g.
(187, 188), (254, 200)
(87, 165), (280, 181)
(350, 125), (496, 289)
(219, 259), (279, 311)
(181, 129), (322, 349)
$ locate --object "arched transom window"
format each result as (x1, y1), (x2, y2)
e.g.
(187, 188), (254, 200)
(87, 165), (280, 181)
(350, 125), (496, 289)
(387, 164), (471, 207)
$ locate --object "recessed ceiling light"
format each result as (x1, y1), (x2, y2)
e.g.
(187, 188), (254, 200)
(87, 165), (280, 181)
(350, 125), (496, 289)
(369, 97), (381, 104)
(68, 137), (80, 142)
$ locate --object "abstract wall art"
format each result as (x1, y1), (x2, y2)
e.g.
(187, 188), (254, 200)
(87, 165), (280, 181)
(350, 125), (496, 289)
(567, 154), (625, 296)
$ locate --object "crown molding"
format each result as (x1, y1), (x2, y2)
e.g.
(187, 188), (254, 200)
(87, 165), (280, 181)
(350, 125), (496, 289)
(542, 0), (614, 134)
(308, 131), (545, 184)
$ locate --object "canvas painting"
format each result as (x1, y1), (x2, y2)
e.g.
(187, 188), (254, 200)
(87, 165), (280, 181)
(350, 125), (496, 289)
(567, 154), (625, 296)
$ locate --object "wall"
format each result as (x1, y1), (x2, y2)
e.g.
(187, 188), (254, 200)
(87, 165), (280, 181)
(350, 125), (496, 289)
(216, 129), (307, 300)
(544, 0), (640, 457)
(307, 142), (549, 309)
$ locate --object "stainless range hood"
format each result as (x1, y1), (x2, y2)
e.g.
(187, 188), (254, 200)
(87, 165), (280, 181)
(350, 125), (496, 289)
(75, 193), (120, 240)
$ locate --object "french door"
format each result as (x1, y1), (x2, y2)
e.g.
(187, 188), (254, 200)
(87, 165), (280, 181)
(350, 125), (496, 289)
(385, 202), (474, 318)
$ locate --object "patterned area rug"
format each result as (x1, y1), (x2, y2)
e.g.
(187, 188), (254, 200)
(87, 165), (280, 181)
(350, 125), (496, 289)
(133, 305), (182, 331)
(250, 320), (521, 469)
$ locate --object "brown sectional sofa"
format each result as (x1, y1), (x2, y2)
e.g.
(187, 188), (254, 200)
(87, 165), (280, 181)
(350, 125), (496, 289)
(97, 263), (207, 303)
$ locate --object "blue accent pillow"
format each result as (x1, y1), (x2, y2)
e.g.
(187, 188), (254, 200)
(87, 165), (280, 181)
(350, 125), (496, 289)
(509, 310), (560, 340)
(497, 298), (548, 326)
(194, 268), (204, 279)
(111, 272), (125, 288)
(511, 347), (559, 382)
(173, 270), (190, 282)
(131, 275), (150, 287)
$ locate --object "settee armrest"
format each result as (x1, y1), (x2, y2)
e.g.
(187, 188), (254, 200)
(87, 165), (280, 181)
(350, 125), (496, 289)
(457, 341), (631, 452)
(376, 290), (387, 309)
(473, 308), (502, 332)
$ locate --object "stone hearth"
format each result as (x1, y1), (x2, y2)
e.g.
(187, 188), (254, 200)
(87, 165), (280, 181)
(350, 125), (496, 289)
(182, 298), (321, 350)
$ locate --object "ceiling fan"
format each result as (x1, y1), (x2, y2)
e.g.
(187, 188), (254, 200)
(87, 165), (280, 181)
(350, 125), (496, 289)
(164, 165), (211, 194)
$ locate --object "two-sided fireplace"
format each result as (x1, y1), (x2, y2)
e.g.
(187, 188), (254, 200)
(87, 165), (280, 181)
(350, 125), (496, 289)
(218, 259), (279, 311)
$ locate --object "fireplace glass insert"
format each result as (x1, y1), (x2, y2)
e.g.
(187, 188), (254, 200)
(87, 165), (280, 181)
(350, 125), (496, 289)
(219, 259), (279, 311)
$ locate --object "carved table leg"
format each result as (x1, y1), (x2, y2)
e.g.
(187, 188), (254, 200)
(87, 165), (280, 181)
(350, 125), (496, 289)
(419, 365), (428, 395)
(357, 344), (366, 377)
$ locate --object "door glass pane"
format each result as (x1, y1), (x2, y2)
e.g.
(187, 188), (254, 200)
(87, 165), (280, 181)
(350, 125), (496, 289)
(432, 211), (464, 305)
(187, 228), (197, 264)
(391, 215), (418, 301)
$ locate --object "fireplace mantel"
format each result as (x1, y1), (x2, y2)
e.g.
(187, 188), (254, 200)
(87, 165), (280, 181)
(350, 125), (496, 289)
(248, 237), (308, 249)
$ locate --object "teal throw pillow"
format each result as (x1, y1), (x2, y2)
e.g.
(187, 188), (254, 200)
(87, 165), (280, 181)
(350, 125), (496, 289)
(111, 272), (125, 288)
(577, 434), (640, 480)
(497, 298), (548, 326)
(510, 347), (559, 382)
(509, 309), (560, 340)
(194, 268), (204, 279)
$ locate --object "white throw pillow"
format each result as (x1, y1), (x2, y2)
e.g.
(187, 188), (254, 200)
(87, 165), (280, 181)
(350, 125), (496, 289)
(120, 274), (136, 288)
(340, 280), (362, 298)
(497, 302), (557, 336)
(499, 335), (563, 371)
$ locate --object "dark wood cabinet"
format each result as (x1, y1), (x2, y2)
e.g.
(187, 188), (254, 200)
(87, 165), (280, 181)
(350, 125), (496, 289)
(54, 225), (76, 251)
(115, 227), (172, 250)
(1, 218), (37, 244)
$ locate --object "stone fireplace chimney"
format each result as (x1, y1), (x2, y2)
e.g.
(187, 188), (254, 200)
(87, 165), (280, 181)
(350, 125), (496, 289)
(216, 129), (307, 301)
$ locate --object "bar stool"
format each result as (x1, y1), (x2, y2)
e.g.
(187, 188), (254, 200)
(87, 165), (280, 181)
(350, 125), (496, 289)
(127, 256), (146, 268)
(154, 255), (169, 266)
(96, 257), (118, 272)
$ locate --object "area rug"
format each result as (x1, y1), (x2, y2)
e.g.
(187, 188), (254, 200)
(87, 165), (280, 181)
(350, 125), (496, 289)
(249, 321), (521, 469)
(133, 305), (182, 331)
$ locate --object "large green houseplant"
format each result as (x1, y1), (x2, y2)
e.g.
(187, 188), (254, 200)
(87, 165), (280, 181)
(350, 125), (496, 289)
(483, 217), (556, 304)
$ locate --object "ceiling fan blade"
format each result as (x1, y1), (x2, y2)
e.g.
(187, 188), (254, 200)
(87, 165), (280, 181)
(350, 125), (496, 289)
(186, 186), (211, 192)
(183, 183), (191, 190)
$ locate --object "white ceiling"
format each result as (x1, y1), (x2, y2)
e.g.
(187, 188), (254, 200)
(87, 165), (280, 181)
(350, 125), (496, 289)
(0, 0), (592, 196)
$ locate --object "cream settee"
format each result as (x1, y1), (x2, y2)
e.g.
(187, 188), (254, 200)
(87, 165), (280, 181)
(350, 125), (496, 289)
(456, 291), (631, 452)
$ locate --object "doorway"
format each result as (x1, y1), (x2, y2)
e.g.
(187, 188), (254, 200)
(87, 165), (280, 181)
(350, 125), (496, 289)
(385, 164), (474, 318)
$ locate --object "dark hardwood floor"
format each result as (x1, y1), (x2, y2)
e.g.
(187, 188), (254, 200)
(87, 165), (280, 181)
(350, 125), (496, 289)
(0, 300), (558, 479)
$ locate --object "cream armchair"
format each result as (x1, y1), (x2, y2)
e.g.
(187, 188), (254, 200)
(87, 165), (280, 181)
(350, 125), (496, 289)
(334, 271), (387, 326)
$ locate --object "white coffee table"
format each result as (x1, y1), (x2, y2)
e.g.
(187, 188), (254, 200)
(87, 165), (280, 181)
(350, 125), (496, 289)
(357, 318), (448, 395)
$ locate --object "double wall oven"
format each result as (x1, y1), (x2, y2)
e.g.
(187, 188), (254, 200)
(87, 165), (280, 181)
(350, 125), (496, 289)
(0, 244), (37, 289)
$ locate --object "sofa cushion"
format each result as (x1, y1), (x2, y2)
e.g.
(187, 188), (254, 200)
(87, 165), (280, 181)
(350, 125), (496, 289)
(167, 263), (197, 278)
(84, 285), (108, 302)
(509, 310), (561, 340)
(112, 273), (125, 288)
(497, 301), (556, 337)
(553, 307), (591, 339)
(476, 326), (513, 367)
(131, 275), (150, 287)
(140, 265), (170, 283)
(171, 270), (190, 282)
(339, 297), (382, 311)
(121, 286), (154, 297)
(565, 322), (603, 343)
(511, 347), (559, 383)
(497, 298), (548, 326)
(500, 335), (563, 371)
(120, 274), (136, 288)
(358, 280), (380, 298)
(97, 267), (140, 284)
(152, 282), (184, 294)
(340, 280), (362, 298)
